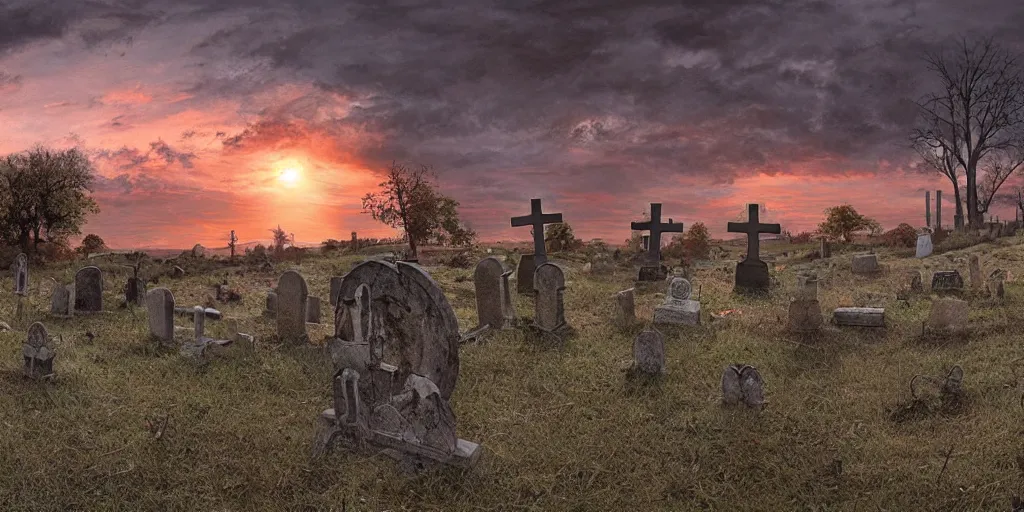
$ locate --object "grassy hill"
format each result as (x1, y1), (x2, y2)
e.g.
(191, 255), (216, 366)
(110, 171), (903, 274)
(2, 235), (1024, 510)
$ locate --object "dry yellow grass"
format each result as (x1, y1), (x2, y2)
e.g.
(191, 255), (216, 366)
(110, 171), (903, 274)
(3, 239), (1024, 511)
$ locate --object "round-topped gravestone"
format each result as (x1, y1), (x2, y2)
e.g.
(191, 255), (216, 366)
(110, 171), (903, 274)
(632, 329), (665, 375)
(276, 270), (309, 343)
(74, 266), (103, 312)
(14, 252), (27, 295)
(334, 260), (461, 400)
(667, 277), (691, 301)
(473, 257), (507, 330)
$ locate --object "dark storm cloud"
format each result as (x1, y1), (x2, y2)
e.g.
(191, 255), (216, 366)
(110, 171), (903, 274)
(96, 0), (1024, 206)
(0, 0), (163, 53)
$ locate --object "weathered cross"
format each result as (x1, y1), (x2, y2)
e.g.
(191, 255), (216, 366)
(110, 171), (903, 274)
(511, 198), (563, 265)
(631, 203), (683, 264)
(727, 204), (781, 262)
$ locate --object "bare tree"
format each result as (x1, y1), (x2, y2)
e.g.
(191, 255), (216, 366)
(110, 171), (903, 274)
(912, 37), (1024, 229)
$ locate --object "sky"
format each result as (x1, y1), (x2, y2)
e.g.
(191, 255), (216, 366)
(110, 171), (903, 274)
(1, 0), (1024, 249)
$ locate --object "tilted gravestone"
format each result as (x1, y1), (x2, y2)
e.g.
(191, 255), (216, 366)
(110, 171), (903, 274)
(721, 364), (765, 409)
(931, 270), (964, 293)
(515, 254), (536, 295)
(989, 269), (1007, 299)
(533, 262), (570, 335)
(276, 271), (309, 343)
(50, 284), (74, 317)
(146, 288), (175, 343)
(905, 270), (923, 293)
(632, 329), (665, 376)
(653, 277), (700, 325)
(74, 266), (103, 312)
(510, 198), (563, 267)
(788, 273), (822, 332)
(727, 204), (781, 293)
(13, 252), (27, 295)
(613, 288), (635, 328)
(631, 203), (684, 281)
(969, 254), (984, 291)
(23, 322), (55, 380)
(306, 296), (322, 324)
(473, 257), (514, 330)
(318, 260), (479, 468)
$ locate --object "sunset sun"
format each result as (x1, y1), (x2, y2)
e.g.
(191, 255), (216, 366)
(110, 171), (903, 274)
(278, 167), (301, 186)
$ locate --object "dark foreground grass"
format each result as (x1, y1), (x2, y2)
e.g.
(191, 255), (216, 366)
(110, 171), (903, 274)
(4, 241), (1024, 511)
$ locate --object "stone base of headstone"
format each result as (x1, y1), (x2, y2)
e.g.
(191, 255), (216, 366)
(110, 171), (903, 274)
(23, 349), (55, 380)
(833, 307), (885, 327)
(652, 300), (700, 325)
(314, 409), (482, 469)
(637, 264), (668, 282)
(788, 299), (822, 332)
(528, 321), (574, 345)
(734, 260), (771, 293)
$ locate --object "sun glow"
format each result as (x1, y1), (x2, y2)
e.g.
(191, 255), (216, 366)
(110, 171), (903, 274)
(278, 167), (301, 186)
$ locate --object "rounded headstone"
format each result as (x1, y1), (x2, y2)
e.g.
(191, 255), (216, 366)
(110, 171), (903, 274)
(74, 266), (103, 312)
(633, 330), (665, 375)
(667, 277), (691, 301)
(276, 270), (309, 343)
(334, 260), (461, 400)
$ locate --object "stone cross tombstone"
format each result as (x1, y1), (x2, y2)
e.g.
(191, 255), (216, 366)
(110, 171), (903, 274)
(50, 283), (74, 317)
(927, 298), (968, 332)
(13, 252), (27, 296)
(721, 364), (765, 409)
(533, 262), (570, 335)
(631, 203), (684, 281)
(510, 198), (563, 266)
(74, 266), (103, 312)
(319, 259), (480, 468)
(23, 322), (55, 380)
(789, 273), (822, 332)
(277, 271), (309, 343)
(473, 257), (514, 330)
(653, 277), (700, 325)
(146, 288), (175, 343)
(613, 288), (636, 328)
(125, 277), (146, 306)
(329, 276), (345, 307)
(306, 296), (322, 324)
(727, 203), (781, 293)
(515, 253), (536, 295)
(632, 329), (665, 376)
(931, 270), (964, 294)
(968, 254), (984, 291)
(916, 232), (933, 258)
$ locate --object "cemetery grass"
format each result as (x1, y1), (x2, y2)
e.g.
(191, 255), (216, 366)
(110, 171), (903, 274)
(4, 242), (1024, 511)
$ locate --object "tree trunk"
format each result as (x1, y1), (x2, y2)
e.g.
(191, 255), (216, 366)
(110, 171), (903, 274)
(952, 185), (964, 229)
(395, 185), (418, 260)
(966, 165), (983, 229)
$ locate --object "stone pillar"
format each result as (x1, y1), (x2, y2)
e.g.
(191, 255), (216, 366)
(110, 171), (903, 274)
(925, 191), (931, 227)
(935, 190), (942, 230)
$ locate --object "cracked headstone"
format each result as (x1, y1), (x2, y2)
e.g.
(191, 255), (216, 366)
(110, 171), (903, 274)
(533, 262), (570, 335)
